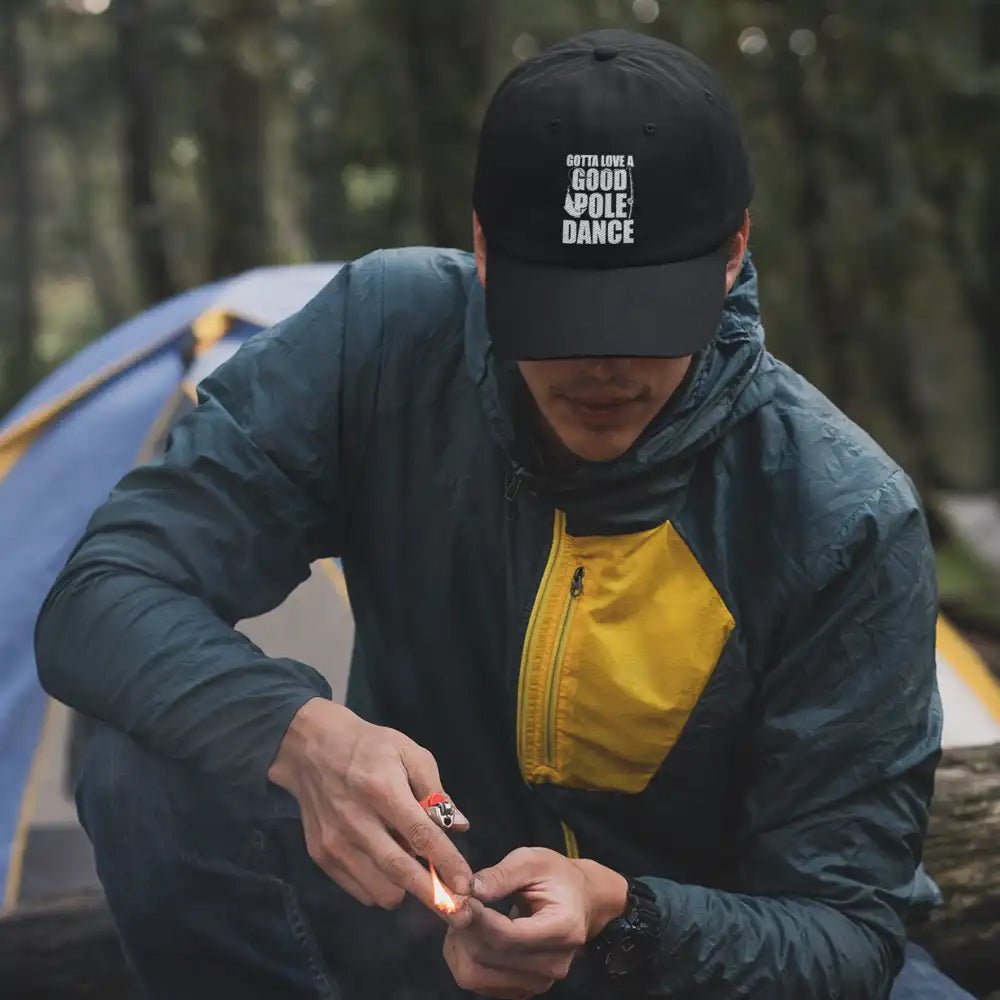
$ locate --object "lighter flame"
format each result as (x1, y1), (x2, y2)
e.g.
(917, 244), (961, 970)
(430, 864), (458, 914)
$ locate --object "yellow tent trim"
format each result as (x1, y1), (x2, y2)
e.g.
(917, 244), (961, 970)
(0, 328), (190, 459)
(0, 305), (259, 478)
(320, 558), (351, 610)
(937, 615), (1000, 724)
(191, 309), (232, 356)
(0, 428), (41, 485)
(2, 697), (57, 913)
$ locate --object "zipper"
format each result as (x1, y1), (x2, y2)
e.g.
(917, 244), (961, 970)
(504, 465), (524, 520)
(561, 821), (580, 859)
(543, 565), (584, 769)
(516, 511), (565, 773)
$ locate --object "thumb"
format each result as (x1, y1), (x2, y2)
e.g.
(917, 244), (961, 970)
(473, 847), (542, 902)
(400, 738), (446, 800)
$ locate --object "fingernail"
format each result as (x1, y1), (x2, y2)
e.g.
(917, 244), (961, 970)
(471, 875), (484, 897)
(454, 873), (473, 896)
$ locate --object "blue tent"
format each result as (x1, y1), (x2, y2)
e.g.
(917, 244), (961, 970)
(2, 263), (999, 911)
(0, 264), (348, 909)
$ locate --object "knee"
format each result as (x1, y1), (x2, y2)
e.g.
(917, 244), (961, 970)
(75, 725), (182, 871)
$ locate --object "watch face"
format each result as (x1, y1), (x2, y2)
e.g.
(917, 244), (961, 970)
(606, 931), (648, 976)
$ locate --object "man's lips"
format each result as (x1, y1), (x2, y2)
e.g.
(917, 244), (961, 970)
(560, 395), (641, 427)
(564, 396), (639, 411)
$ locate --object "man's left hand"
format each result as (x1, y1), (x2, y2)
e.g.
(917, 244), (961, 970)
(442, 846), (628, 999)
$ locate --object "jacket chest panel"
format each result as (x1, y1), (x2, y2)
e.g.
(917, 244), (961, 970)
(516, 509), (736, 794)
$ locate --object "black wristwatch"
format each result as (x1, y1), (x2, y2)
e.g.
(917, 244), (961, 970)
(587, 876), (662, 979)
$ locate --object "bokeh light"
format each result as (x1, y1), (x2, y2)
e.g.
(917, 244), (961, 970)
(737, 26), (769, 57)
(170, 137), (200, 169)
(66, 0), (112, 14)
(511, 33), (539, 61)
(632, 0), (660, 25)
(789, 28), (818, 57)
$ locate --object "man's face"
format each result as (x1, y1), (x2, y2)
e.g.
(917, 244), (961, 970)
(516, 355), (692, 463)
(473, 209), (748, 464)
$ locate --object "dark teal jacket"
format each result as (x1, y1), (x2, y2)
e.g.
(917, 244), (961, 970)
(35, 248), (942, 998)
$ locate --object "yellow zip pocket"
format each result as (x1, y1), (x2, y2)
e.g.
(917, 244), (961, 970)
(516, 509), (735, 793)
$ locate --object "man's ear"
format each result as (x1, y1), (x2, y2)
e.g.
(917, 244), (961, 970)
(472, 211), (487, 287)
(724, 209), (750, 293)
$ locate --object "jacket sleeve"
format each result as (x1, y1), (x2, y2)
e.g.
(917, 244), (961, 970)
(635, 471), (942, 998)
(35, 259), (376, 796)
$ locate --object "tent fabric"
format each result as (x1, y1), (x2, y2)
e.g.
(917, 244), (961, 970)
(1, 262), (998, 911)
(0, 266), (340, 909)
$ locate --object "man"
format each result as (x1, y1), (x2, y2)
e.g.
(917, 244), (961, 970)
(35, 29), (967, 1000)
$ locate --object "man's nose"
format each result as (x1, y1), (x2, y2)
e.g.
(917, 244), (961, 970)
(579, 356), (634, 377)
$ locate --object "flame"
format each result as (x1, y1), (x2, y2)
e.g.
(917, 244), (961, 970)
(430, 864), (459, 914)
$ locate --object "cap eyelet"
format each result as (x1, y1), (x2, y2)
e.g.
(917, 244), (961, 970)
(642, 122), (657, 136)
(704, 89), (716, 103)
(546, 118), (561, 133)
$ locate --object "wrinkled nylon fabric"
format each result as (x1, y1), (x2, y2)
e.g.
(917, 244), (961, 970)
(35, 248), (941, 997)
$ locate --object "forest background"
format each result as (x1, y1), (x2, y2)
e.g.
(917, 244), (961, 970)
(3, 0), (999, 630)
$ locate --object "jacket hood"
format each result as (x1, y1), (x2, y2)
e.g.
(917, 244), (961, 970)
(464, 252), (776, 533)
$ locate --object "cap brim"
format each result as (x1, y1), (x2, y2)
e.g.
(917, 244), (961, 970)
(485, 246), (730, 361)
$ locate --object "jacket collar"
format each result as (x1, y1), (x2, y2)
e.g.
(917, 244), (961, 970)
(464, 253), (775, 532)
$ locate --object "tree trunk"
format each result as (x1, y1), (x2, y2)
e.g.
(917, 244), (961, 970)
(0, 0), (36, 411)
(977, 2), (1000, 485)
(113, 0), (175, 305)
(195, 0), (271, 279)
(770, 44), (855, 412)
(382, 0), (496, 250)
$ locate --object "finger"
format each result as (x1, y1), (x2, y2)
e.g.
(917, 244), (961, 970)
(467, 897), (584, 952)
(310, 853), (376, 907)
(335, 843), (406, 910)
(349, 815), (472, 923)
(349, 815), (435, 899)
(444, 934), (553, 999)
(399, 739), (446, 802)
(301, 819), (377, 906)
(380, 786), (474, 895)
(473, 848), (546, 903)
(475, 945), (577, 981)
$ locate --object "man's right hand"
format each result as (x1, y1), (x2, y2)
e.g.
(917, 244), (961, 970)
(267, 697), (474, 920)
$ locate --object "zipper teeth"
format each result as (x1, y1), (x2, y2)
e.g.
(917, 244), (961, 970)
(517, 509), (564, 776)
(561, 821), (580, 859)
(544, 586), (578, 768)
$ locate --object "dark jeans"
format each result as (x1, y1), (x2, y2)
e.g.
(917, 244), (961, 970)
(77, 725), (974, 1000)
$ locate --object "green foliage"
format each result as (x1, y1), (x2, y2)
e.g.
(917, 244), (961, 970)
(1, 0), (997, 495)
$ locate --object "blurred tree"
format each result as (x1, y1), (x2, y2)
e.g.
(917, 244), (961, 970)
(194, 0), (272, 278)
(973, 0), (1000, 481)
(112, 0), (175, 303)
(0, 0), (37, 416)
(4, 0), (998, 500)
(370, 0), (497, 249)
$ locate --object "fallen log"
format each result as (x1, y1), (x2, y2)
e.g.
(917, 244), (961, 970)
(908, 742), (1000, 997)
(1, 745), (998, 998)
(0, 889), (136, 999)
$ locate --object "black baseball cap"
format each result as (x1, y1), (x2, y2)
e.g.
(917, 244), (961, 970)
(472, 29), (753, 361)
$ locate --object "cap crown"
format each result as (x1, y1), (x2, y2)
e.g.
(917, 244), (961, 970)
(473, 29), (753, 269)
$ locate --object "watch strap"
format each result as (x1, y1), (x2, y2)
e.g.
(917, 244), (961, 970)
(588, 876), (662, 979)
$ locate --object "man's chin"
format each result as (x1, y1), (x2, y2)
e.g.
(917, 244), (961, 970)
(561, 431), (638, 463)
